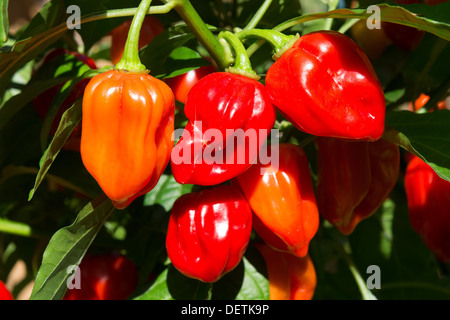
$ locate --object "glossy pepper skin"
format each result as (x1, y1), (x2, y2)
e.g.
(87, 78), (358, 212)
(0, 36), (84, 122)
(110, 16), (164, 65)
(165, 64), (216, 104)
(166, 185), (253, 283)
(81, 69), (175, 209)
(171, 72), (276, 186)
(404, 156), (450, 262)
(234, 143), (319, 257)
(32, 48), (97, 151)
(315, 138), (400, 235)
(0, 281), (13, 300)
(64, 252), (139, 300)
(265, 30), (385, 141)
(256, 243), (316, 300)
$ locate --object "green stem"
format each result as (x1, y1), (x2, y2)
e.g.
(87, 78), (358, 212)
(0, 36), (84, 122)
(243, 0), (273, 30)
(170, 0), (231, 71)
(115, 0), (154, 72)
(237, 28), (298, 60)
(218, 31), (258, 79)
(0, 218), (47, 238)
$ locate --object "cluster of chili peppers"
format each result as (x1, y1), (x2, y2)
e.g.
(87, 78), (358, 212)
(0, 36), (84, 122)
(32, 0), (449, 300)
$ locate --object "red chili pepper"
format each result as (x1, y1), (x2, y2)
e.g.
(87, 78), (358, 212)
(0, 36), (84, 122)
(315, 138), (400, 235)
(165, 64), (216, 104)
(110, 16), (164, 65)
(0, 281), (13, 300)
(256, 243), (317, 300)
(81, 69), (175, 209)
(171, 72), (276, 186)
(32, 48), (97, 151)
(64, 252), (139, 300)
(165, 184), (253, 283)
(404, 155), (450, 262)
(265, 30), (385, 141)
(234, 143), (319, 257)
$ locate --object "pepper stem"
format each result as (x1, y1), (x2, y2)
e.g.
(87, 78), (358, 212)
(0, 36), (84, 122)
(236, 29), (299, 61)
(218, 31), (259, 80)
(115, 0), (153, 73)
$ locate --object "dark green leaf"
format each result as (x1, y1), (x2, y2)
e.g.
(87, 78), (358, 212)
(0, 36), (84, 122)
(28, 99), (82, 201)
(134, 264), (212, 300)
(143, 174), (193, 211)
(29, 195), (114, 300)
(384, 110), (450, 181)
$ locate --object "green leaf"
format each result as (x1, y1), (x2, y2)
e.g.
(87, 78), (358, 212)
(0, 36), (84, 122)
(384, 110), (450, 181)
(162, 47), (210, 79)
(140, 24), (200, 78)
(276, 4), (450, 41)
(28, 99), (82, 201)
(143, 174), (193, 211)
(0, 0), (8, 46)
(30, 195), (114, 300)
(135, 265), (212, 300)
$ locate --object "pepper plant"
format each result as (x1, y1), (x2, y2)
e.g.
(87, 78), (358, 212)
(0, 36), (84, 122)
(0, 0), (450, 301)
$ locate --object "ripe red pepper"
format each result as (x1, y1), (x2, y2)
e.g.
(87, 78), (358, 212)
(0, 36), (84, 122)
(381, 0), (424, 51)
(265, 30), (385, 141)
(234, 143), (319, 258)
(110, 16), (164, 65)
(404, 155), (450, 262)
(171, 72), (276, 186)
(166, 184), (253, 283)
(32, 48), (97, 151)
(256, 243), (317, 300)
(164, 64), (216, 104)
(0, 281), (13, 300)
(64, 252), (139, 300)
(315, 138), (400, 235)
(81, 69), (175, 209)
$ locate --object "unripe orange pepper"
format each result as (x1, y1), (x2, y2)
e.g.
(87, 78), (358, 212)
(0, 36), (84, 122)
(256, 243), (317, 300)
(81, 69), (174, 209)
(81, 2), (175, 209)
(235, 143), (319, 257)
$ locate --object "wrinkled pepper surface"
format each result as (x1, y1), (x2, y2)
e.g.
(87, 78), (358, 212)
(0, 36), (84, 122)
(404, 155), (450, 262)
(256, 243), (316, 300)
(235, 143), (319, 257)
(171, 72), (276, 186)
(166, 185), (253, 283)
(81, 69), (175, 209)
(315, 138), (400, 235)
(265, 30), (385, 141)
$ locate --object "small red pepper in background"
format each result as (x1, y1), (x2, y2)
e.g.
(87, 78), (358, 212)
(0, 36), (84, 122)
(171, 72), (276, 186)
(165, 64), (216, 104)
(32, 48), (97, 151)
(234, 143), (319, 258)
(381, 0), (424, 51)
(256, 243), (317, 300)
(110, 16), (164, 65)
(64, 252), (139, 300)
(404, 155), (450, 262)
(0, 281), (13, 300)
(165, 185), (253, 283)
(265, 30), (385, 141)
(315, 138), (400, 235)
(81, 69), (175, 209)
